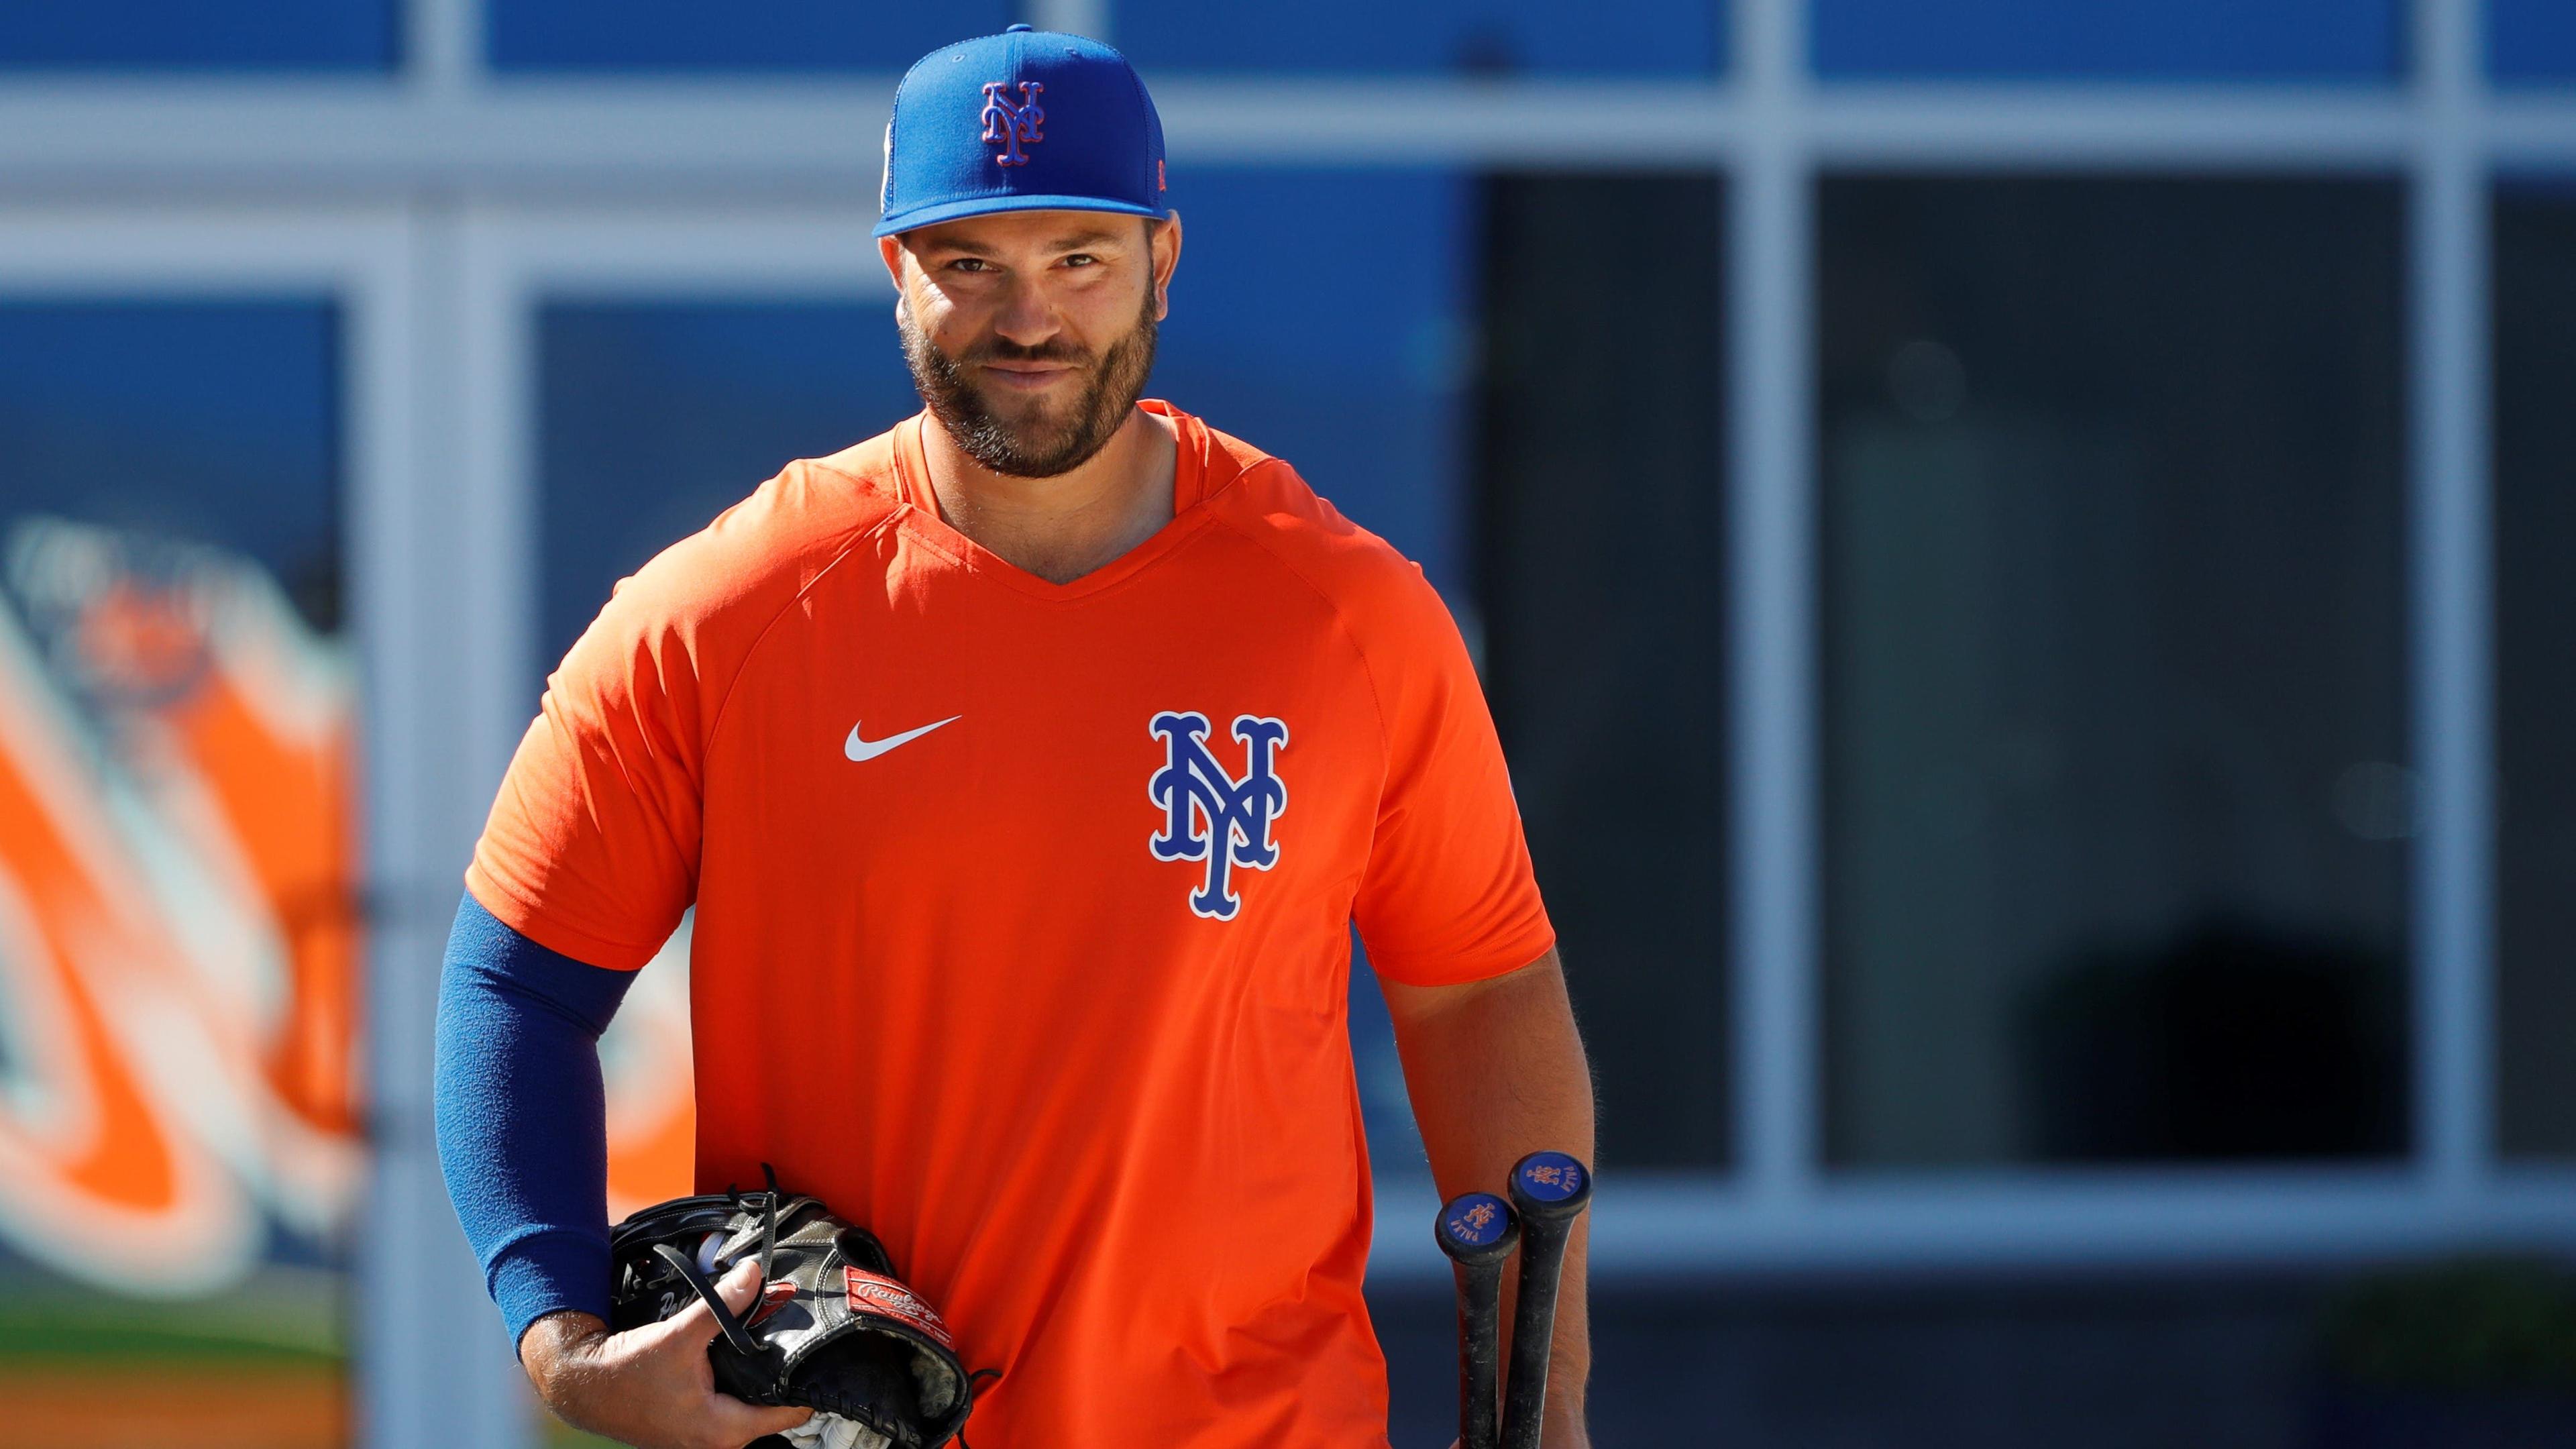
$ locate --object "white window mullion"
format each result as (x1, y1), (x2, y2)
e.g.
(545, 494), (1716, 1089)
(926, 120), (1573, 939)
(2410, 0), (2496, 1203)
(1028, 0), (1112, 43)
(355, 200), (536, 1449)
(409, 0), (484, 95)
(1729, 0), (1821, 1211)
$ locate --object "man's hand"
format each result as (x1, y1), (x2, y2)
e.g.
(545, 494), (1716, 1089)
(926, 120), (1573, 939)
(520, 1258), (815, 1449)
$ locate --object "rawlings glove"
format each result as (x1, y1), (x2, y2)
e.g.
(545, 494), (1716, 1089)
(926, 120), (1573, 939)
(608, 1171), (991, 1449)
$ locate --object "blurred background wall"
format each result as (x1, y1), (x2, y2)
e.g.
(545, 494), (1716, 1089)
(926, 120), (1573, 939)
(3, 1), (2575, 1446)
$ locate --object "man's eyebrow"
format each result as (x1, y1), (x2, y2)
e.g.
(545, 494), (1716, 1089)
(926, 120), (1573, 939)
(916, 227), (1126, 257)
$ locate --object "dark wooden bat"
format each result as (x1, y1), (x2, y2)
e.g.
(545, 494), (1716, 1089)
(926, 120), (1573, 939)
(1436, 1191), (1519, 1449)
(1499, 1150), (1592, 1449)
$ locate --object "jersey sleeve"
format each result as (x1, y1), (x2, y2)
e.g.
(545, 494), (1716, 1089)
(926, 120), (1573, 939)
(466, 555), (721, 971)
(1350, 566), (1556, 987)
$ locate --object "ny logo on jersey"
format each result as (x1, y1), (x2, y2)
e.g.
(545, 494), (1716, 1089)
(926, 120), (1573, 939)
(979, 81), (1045, 167)
(1148, 711), (1289, 920)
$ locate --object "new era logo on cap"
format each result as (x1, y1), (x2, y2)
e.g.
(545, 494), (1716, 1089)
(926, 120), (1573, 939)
(875, 24), (1169, 239)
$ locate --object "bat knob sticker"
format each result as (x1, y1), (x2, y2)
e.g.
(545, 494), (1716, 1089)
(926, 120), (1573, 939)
(1508, 1151), (1591, 1219)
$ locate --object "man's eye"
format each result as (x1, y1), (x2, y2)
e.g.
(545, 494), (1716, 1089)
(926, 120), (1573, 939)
(1063, 254), (1097, 268)
(949, 258), (993, 273)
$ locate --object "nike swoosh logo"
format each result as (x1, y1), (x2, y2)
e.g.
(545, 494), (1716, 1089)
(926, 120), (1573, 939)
(843, 715), (961, 762)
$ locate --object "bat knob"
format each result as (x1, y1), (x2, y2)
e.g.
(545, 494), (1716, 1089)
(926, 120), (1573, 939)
(1435, 1191), (1520, 1267)
(1505, 1150), (1592, 1224)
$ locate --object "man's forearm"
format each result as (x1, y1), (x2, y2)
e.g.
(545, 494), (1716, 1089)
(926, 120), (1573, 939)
(1382, 949), (1597, 1444)
(435, 892), (636, 1354)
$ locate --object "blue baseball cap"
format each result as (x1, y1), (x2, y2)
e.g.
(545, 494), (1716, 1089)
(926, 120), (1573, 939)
(874, 25), (1169, 239)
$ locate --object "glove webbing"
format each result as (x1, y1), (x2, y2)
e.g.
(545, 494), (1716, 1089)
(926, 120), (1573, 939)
(653, 1164), (796, 1359)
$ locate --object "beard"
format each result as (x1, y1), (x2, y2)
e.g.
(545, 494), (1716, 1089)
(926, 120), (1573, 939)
(900, 286), (1160, 479)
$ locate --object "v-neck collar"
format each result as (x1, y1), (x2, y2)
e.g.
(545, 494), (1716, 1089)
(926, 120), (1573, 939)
(890, 400), (1218, 604)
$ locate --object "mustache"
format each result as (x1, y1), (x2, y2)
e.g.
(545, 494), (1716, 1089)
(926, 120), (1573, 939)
(956, 337), (1095, 367)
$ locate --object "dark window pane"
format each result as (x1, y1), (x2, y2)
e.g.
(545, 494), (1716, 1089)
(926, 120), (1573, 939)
(0, 1), (396, 70)
(536, 301), (920, 673)
(1819, 177), (2410, 1167)
(2493, 182), (2576, 1159)
(1813, 0), (2402, 81)
(1118, 0), (1722, 76)
(1474, 174), (1727, 1171)
(2491, 0), (2576, 84)
(0, 299), (356, 1373)
(1155, 168), (1472, 592)
(490, 0), (1006, 72)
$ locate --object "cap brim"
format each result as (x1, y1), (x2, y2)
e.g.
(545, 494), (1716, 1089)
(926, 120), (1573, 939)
(873, 193), (1167, 239)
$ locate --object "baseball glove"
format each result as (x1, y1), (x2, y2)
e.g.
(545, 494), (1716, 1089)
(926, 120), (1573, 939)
(608, 1170), (991, 1449)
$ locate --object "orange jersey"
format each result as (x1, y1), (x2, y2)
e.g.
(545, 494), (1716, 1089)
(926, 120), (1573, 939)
(467, 401), (1554, 1449)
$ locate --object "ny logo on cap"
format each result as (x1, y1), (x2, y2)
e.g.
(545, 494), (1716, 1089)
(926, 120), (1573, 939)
(979, 81), (1045, 167)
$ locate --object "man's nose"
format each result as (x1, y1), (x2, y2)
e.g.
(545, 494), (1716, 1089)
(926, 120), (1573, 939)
(990, 278), (1063, 348)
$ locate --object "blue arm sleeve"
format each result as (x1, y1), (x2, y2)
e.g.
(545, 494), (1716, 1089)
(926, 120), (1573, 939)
(433, 891), (641, 1356)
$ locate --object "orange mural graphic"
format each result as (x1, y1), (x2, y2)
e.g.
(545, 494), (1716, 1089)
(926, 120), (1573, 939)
(0, 519), (695, 1291)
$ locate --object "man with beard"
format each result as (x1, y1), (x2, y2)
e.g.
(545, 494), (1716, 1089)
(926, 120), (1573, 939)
(433, 24), (1595, 1449)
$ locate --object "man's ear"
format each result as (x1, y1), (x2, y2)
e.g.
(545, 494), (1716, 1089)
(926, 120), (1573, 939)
(877, 233), (910, 294)
(1148, 211), (1183, 322)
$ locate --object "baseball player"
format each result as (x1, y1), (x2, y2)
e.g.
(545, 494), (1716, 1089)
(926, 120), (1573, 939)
(434, 25), (1595, 1449)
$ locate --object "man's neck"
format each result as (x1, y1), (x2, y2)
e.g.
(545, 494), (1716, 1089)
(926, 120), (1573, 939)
(920, 407), (1179, 586)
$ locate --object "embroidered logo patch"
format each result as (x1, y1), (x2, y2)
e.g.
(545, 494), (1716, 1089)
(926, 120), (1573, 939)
(979, 81), (1045, 167)
(1148, 712), (1289, 920)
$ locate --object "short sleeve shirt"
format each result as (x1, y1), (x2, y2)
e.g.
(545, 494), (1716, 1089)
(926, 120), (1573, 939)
(467, 402), (1554, 1449)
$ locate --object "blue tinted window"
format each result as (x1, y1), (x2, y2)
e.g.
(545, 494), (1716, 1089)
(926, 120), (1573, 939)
(1156, 169), (1472, 592)
(491, 0), (1008, 72)
(0, 1), (395, 71)
(0, 301), (340, 625)
(1117, 0), (1721, 76)
(1813, 0), (2402, 81)
(537, 302), (918, 672)
(2491, 0), (2576, 83)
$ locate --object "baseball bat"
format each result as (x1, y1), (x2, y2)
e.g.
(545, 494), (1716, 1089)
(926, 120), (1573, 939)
(1435, 1191), (1520, 1449)
(1499, 1150), (1593, 1449)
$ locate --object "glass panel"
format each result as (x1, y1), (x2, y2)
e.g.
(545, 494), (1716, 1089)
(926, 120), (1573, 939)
(2492, 182), (2576, 1159)
(489, 0), (1008, 72)
(1472, 173), (1728, 1171)
(1812, 0), (2402, 82)
(2490, 0), (2576, 85)
(535, 301), (920, 672)
(1818, 176), (2410, 1167)
(0, 1), (396, 71)
(1116, 0), (1723, 77)
(1157, 169), (1473, 591)
(0, 300), (357, 1436)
